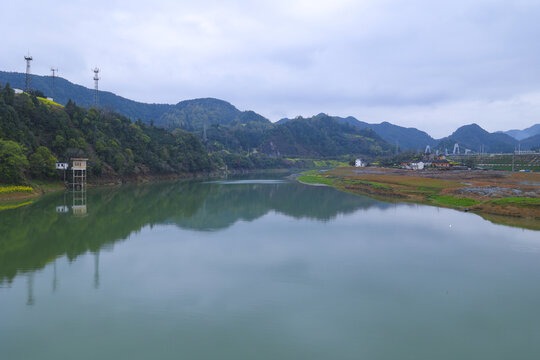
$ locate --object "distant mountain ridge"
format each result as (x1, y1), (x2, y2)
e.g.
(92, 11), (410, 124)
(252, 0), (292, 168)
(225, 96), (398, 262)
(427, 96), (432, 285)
(435, 124), (518, 153)
(0, 71), (270, 131)
(0, 71), (170, 122)
(519, 134), (540, 151)
(500, 124), (540, 141)
(2, 70), (539, 153)
(280, 114), (436, 150)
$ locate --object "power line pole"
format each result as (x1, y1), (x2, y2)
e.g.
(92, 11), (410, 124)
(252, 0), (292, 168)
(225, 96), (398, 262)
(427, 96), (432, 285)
(24, 53), (33, 92)
(51, 68), (58, 101)
(93, 68), (100, 107)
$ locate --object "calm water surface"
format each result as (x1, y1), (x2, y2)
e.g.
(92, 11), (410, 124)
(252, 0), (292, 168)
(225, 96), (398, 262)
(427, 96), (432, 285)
(1, 176), (539, 359)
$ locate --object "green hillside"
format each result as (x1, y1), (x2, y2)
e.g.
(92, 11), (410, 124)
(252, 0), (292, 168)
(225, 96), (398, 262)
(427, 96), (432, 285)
(0, 84), (213, 184)
(158, 98), (272, 130)
(259, 114), (393, 157)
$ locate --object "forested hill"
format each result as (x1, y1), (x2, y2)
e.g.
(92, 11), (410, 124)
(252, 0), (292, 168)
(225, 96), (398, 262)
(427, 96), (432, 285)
(0, 85), (396, 186)
(0, 84), (214, 184)
(3, 71), (538, 155)
(436, 123), (518, 153)
(0, 71), (434, 150)
(258, 114), (393, 157)
(157, 98), (272, 130)
(0, 71), (171, 123)
(279, 114), (436, 151)
(0, 72), (270, 129)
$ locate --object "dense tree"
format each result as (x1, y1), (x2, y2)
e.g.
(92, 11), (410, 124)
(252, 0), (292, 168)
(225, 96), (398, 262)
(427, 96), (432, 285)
(29, 146), (57, 178)
(0, 83), (15, 105)
(0, 140), (28, 184)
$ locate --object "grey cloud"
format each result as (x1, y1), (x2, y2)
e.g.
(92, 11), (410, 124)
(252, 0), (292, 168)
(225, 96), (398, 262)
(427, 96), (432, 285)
(1, 0), (540, 136)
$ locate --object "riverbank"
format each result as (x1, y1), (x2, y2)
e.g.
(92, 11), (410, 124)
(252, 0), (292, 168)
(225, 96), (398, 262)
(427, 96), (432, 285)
(0, 182), (66, 211)
(297, 167), (540, 230)
(0, 182), (65, 201)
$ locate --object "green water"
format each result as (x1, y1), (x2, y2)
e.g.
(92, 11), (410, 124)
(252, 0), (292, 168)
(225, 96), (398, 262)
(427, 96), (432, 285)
(1, 176), (539, 359)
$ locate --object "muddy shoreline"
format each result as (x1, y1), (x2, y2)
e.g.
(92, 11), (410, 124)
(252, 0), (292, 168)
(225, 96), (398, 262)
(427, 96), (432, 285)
(296, 167), (540, 230)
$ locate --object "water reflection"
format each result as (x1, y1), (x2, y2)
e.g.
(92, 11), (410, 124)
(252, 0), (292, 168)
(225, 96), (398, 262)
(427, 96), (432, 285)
(72, 187), (87, 217)
(54, 187), (87, 216)
(0, 178), (388, 284)
(2, 177), (540, 360)
(26, 273), (35, 306)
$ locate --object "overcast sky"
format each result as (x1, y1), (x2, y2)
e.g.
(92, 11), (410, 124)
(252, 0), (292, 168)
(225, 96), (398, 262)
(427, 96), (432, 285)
(2, 0), (540, 137)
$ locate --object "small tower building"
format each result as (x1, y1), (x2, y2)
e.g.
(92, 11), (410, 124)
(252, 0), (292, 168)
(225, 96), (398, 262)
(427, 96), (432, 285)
(71, 158), (88, 190)
(71, 158), (88, 216)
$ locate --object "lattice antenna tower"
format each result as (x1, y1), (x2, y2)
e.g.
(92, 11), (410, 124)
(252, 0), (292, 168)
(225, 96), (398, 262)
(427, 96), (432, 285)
(93, 67), (100, 107)
(24, 53), (33, 92)
(51, 68), (58, 101)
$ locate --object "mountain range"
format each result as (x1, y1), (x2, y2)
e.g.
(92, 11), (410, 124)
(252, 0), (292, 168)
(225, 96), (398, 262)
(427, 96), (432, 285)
(436, 124), (520, 153)
(499, 124), (540, 141)
(1, 70), (539, 153)
(279, 115), (437, 150)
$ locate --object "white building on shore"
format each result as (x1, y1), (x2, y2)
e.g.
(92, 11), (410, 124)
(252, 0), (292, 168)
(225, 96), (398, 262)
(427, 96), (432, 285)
(355, 158), (366, 167)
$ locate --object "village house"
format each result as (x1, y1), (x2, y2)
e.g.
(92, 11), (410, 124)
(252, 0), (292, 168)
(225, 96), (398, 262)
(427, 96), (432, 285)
(355, 158), (366, 167)
(401, 161), (425, 170)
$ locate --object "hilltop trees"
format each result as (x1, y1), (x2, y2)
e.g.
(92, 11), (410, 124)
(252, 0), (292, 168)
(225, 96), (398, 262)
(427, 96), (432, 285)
(258, 115), (392, 157)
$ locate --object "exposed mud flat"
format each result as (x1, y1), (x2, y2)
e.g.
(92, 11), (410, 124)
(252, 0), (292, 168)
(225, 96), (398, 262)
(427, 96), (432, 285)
(298, 167), (540, 229)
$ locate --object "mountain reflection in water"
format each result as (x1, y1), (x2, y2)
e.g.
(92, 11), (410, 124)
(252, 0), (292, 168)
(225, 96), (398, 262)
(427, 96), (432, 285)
(0, 178), (389, 283)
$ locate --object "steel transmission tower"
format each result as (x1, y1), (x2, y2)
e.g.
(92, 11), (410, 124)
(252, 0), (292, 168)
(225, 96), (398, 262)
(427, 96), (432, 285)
(24, 54), (33, 92)
(51, 68), (58, 101)
(93, 68), (100, 107)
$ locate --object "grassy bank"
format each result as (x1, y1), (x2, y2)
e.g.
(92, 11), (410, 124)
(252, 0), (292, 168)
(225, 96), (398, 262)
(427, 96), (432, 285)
(0, 185), (33, 194)
(297, 168), (540, 230)
(0, 181), (65, 206)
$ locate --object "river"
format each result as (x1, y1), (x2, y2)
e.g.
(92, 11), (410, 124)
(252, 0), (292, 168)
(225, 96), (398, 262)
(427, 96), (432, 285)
(1, 175), (539, 359)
